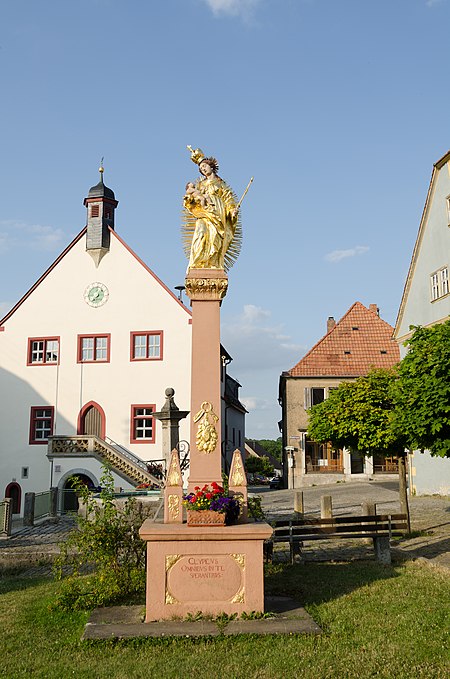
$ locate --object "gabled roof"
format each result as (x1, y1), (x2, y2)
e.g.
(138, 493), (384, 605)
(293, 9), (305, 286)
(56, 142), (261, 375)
(286, 302), (399, 377)
(0, 226), (191, 327)
(394, 150), (450, 340)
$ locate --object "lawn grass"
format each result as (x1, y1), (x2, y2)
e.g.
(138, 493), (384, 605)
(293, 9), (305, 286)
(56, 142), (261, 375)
(0, 560), (449, 678)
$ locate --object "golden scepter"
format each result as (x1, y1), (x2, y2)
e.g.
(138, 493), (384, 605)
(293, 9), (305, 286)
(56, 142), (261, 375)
(235, 176), (254, 212)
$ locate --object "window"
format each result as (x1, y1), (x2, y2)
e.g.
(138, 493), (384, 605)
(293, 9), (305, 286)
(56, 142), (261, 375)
(430, 267), (449, 301)
(78, 334), (110, 363)
(91, 204), (100, 218)
(130, 405), (155, 443)
(29, 406), (54, 444)
(28, 337), (59, 365)
(304, 387), (326, 409)
(130, 331), (163, 361)
(21, 467), (29, 479)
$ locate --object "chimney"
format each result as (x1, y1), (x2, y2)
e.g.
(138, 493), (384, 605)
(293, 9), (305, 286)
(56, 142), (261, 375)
(369, 304), (379, 316)
(327, 316), (336, 332)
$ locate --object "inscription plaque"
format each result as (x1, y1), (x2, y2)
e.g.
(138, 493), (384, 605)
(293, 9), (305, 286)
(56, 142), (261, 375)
(167, 554), (243, 603)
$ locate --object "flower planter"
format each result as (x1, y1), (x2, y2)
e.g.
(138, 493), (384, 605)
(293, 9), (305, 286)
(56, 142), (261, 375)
(187, 510), (226, 527)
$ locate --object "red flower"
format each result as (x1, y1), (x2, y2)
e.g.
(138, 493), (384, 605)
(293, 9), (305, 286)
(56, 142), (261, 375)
(205, 493), (212, 499)
(190, 496), (196, 503)
(211, 482), (218, 488)
(194, 486), (200, 491)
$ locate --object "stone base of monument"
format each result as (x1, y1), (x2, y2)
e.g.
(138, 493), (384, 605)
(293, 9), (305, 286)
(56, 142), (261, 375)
(139, 521), (273, 622)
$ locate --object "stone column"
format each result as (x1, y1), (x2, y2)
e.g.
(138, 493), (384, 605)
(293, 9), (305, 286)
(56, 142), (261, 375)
(185, 268), (228, 491)
(152, 388), (189, 473)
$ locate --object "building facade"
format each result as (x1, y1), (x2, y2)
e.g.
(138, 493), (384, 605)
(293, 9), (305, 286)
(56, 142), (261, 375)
(279, 302), (400, 488)
(394, 150), (450, 495)
(0, 173), (245, 514)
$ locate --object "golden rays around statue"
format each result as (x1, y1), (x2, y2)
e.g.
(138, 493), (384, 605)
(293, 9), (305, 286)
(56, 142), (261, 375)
(182, 146), (253, 272)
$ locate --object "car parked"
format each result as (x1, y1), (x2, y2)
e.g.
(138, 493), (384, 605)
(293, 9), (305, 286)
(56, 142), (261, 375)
(269, 476), (282, 489)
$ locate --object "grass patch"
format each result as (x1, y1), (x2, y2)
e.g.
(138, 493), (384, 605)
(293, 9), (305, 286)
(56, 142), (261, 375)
(0, 561), (449, 678)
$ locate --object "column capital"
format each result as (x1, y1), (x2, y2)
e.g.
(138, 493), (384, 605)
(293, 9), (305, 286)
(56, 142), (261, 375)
(185, 269), (228, 301)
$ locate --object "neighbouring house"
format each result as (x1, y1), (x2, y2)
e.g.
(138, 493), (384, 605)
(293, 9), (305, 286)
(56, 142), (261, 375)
(394, 150), (450, 495)
(279, 302), (400, 488)
(0, 171), (245, 515)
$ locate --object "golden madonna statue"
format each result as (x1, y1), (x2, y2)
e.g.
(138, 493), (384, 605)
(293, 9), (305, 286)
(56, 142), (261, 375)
(182, 146), (246, 272)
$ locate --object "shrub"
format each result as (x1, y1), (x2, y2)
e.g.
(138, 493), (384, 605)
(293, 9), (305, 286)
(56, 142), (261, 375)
(53, 465), (153, 611)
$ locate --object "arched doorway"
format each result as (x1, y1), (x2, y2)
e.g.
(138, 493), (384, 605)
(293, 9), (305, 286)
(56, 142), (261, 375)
(78, 401), (106, 439)
(62, 473), (96, 513)
(5, 482), (21, 514)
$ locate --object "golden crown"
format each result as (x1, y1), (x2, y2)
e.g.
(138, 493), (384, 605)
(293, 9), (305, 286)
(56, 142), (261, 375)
(187, 145), (206, 165)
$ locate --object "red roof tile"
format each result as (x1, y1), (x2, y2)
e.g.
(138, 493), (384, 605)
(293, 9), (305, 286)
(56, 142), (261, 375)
(288, 302), (400, 377)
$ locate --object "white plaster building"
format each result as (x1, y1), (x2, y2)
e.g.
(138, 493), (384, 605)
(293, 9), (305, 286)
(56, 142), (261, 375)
(0, 172), (245, 514)
(394, 150), (450, 495)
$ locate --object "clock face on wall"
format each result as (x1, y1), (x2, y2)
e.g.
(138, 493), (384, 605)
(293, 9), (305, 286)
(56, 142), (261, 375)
(84, 282), (109, 307)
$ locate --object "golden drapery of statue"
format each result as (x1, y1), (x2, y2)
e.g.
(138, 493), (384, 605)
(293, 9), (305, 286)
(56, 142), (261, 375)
(182, 146), (249, 272)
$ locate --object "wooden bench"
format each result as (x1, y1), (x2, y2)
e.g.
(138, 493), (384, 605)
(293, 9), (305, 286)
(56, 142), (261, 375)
(264, 513), (408, 565)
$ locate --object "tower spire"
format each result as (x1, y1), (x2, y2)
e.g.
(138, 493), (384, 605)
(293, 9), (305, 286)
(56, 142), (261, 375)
(83, 162), (119, 267)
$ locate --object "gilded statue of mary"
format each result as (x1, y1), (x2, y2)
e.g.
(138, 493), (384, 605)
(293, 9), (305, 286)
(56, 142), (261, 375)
(182, 147), (242, 271)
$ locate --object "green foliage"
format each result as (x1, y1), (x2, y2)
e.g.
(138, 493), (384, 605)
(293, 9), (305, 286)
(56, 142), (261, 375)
(308, 368), (406, 457)
(247, 495), (265, 521)
(53, 465), (154, 610)
(246, 437), (282, 460)
(393, 321), (450, 457)
(245, 455), (274, 476)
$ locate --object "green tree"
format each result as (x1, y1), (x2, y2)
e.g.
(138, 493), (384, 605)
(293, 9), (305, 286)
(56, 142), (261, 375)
(308, 369), (406, 455)
(308, 368), (410, 529)
(246, 438), (282, 460)
(393, 321), (450, 458)
(245, 455), (274, 476)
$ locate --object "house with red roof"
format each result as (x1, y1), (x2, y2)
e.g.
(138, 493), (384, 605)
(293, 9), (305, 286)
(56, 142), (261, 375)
(279, 302), (400, 488)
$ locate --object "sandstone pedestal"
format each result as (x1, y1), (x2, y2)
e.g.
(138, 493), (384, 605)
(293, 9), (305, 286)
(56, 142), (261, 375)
(139, 521), (272, 622)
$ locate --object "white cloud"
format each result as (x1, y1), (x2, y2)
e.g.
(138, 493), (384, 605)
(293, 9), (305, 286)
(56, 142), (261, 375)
(202, 0), (262, 19)
(324, 245), (369, 263)
(0, 220), (65, 253)
(240, 396), (270, 412)
(222, 304), (305, 371)
(222, 304), (304, 438)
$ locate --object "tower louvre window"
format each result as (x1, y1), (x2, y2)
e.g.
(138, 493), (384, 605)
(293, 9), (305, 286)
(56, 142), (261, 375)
(91, 204), (100, 218)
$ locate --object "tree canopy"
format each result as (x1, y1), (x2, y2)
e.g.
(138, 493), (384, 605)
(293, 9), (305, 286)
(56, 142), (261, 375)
(393, 321), (450, 458)
(245, 438), (282, 460)
(308, 368), (406, 457)
(245, 455), (274, 476)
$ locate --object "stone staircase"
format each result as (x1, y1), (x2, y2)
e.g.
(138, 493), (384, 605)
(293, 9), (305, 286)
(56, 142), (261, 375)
(47, 435), (162, 488)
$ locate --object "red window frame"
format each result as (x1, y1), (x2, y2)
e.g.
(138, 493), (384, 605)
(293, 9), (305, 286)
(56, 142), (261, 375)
(130, 404), (156, 444)
(77, 334), (111, 363)
(29, 406), (54, 444)
(130, 331), (163, 361)
(27, 337), (60, 366)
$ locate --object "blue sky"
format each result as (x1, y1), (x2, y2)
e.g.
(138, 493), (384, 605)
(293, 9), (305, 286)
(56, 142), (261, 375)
(1, 0), (449, 438)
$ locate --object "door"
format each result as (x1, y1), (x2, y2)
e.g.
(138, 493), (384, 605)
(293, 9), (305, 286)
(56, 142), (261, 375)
(78, 401), (106, 438)
(5, 482), (21, 514)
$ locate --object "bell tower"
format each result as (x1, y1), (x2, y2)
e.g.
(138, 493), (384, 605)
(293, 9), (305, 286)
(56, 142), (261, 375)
(84, 162), (119, 266)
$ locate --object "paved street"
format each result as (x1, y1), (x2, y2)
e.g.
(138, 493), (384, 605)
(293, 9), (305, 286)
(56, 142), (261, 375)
(0, 481), (449, 574)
